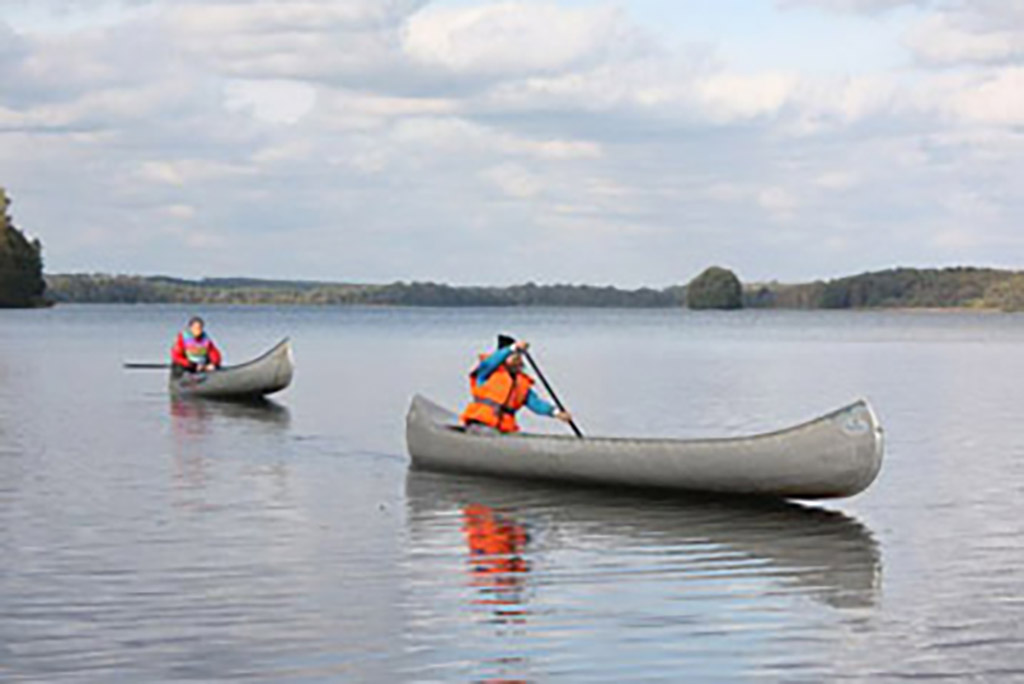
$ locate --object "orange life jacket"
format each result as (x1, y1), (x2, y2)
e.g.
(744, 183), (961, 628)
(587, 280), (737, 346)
(461, 352), (535, 433)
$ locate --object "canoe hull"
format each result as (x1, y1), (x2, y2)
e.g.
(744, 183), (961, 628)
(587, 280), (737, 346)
(405, 395), (883, 500)
(169, 339), (294, 400)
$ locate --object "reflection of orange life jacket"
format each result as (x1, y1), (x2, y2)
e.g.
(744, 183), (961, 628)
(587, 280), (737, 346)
(463, 503), (529, 575)
(461, 353), (535, 433)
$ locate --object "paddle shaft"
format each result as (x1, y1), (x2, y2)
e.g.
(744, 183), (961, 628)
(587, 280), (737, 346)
(522, 349), (583, 438)
(123, 363), (170, 370)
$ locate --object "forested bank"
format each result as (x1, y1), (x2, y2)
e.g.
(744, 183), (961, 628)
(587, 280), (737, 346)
(46, 274), (687, 308)
(45, 267), (1024, 311)
(749, 267), (1024, 311)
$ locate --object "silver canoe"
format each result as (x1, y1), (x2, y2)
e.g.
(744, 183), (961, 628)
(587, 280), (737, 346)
(169, 338), (294, 400)
(406, 394), (884, 500)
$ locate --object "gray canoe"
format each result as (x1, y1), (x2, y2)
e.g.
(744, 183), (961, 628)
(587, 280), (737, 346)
(406, 394), (884, 500)
(169, 338), (294, 400)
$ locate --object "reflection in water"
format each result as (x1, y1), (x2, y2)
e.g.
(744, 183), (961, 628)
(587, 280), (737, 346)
(408, 470), (882, 611)
(462, 503), (531, 623)
(404, 471), (883, 682)
(169, 397), (293, 502)
(169, 397), (291, 438)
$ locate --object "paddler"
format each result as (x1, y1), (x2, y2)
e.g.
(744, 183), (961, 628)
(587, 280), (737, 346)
(461, 335), (573, 434)
(170, 316), (222, 377)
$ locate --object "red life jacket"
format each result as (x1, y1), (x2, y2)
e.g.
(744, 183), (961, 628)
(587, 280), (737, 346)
(461, 353), (534, 433)
(171, 331), (222, 369)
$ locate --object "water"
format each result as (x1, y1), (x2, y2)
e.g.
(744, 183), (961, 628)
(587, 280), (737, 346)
(1, 305), (1023, 681)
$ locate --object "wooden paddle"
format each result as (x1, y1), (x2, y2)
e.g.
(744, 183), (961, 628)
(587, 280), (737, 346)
(522, 349), (583, 438)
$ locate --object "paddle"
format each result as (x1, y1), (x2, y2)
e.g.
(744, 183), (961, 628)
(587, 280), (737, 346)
(522, 349), (584, 439)
(123, 362), (170, 369)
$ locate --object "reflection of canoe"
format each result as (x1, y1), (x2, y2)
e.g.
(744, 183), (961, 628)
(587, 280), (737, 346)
(170, 396), (291, 425)
(405, 470), (881, 610)
(169, 339), (294, 400)
(406, 395), (884, 500)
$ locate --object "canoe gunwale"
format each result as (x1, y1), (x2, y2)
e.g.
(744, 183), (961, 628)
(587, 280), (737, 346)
(216, 337), (292, 374)
(418, 395), (882, 449)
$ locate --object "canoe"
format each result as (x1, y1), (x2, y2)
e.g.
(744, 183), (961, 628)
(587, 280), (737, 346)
(405, 395), (884, 500)
(169, 338), (294, 400)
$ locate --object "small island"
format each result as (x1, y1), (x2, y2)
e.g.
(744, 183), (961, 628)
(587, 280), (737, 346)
(0, 188), (47, 308)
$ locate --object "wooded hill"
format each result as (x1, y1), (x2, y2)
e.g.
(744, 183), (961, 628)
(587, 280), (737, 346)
(0, 188), (46, 308)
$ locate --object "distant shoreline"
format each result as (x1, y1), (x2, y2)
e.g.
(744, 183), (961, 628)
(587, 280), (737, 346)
(43, 267), (1024, 312)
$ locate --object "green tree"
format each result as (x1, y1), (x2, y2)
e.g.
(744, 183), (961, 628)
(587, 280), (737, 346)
(0, 188), (47, 308)
(686, 266), (743, 310)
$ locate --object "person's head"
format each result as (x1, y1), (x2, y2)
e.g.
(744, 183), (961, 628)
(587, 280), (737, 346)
(497, 333), (523, 372)
(187, 316), (205, 338)
(505, 351), (525, 373)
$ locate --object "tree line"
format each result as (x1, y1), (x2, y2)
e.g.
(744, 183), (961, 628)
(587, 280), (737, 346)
(44, 266), (1024, 312)
(46, 274), (690, 308)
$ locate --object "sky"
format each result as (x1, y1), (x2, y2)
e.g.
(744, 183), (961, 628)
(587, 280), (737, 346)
(1, 0), (1023, 286)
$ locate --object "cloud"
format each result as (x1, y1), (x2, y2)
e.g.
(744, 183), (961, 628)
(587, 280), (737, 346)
(166, 1), (420, 82)
(402, 3), (651, 77)
(776, 0), (929, 13)
(796, 0), (1024, 69)
(905, 4), (1024, 66)
(907, 14), (1023, 65)
(945, 67), (1024, 126)
(1, 0), (1024, 284)
(695, 72), (797, 123)
(224, 79), (318, 124)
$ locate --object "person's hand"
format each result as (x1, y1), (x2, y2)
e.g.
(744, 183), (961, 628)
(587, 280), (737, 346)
(513, 340), (530, 352)
(555, 409), (573, 423)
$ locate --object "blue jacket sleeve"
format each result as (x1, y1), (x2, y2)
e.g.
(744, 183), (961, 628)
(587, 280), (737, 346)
(524, 389), (556, 417)
(471, 347), (513, 383)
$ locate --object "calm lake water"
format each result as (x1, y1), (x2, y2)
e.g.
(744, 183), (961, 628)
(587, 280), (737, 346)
(2, 304), (1023, 682)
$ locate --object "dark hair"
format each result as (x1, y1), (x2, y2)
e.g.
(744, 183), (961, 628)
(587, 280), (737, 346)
(497, 334), (515, 349)
(188, 316), (205, 328)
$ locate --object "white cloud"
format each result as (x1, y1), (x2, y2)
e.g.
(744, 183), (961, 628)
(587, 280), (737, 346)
(945, 68), (1024, 126)
(695, 72), (797, 122)
(224, 79), (318, 124)
(777, 0), (929, 13)
(907, 13), (1024, 65)
(402, 3), (647, 77)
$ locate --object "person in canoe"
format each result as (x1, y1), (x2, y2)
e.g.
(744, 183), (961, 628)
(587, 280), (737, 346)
(461, 335), (573, 433)
(170, 316), (222, 377)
